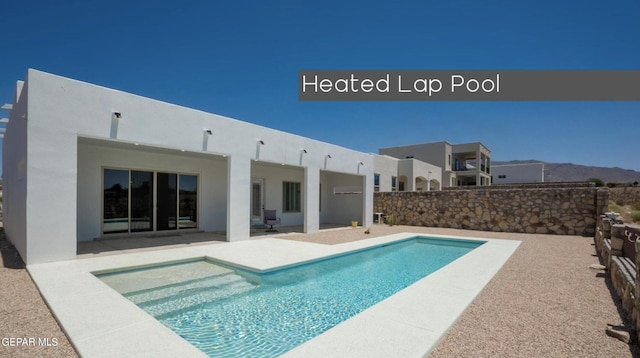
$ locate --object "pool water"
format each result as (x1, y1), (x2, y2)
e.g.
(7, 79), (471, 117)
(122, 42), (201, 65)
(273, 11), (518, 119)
(97, 237), (483, 357)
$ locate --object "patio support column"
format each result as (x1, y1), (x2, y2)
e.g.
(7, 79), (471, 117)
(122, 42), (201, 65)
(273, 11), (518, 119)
(363, 172), (374, 228)
(303, 166), (320, 233)
(226, 156), (251, 241)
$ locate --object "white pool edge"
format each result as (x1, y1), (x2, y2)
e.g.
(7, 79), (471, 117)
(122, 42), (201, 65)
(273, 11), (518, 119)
(28, 233), (520, 358)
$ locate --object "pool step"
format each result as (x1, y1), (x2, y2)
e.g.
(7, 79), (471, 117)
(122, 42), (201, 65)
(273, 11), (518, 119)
(125, 272), (258, 318)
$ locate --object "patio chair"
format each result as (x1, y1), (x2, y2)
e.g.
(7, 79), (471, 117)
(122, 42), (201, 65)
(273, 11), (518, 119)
(264, 209), (281, 232)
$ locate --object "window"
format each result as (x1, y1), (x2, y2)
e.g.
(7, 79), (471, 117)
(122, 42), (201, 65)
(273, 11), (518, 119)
(448, 154), (451, 166)
(391, 176), (397, 192)
(498, 175), (506, 179)
(374, 173), (380, 192)
(283, 182), (301, 212)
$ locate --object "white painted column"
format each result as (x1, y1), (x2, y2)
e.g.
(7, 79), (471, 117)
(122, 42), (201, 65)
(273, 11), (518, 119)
(227, 156), (251, 241)
(476, 148), (482, 186)
(303, 167), (320, 233)
(363, 173), (374, 228)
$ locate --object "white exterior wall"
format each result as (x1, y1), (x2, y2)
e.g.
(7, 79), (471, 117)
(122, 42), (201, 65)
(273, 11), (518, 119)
(320, 171), (366, 225)
(3, 69), (374, 264)
(397, 159), (442, 191)
(2, 81), (28, 259)
(372, 154), (398, 192)
(397, 160), (416, 191)
(372, 154), (442, 192)
(379, 141), (453, 187)
(492, 163), (545, 184)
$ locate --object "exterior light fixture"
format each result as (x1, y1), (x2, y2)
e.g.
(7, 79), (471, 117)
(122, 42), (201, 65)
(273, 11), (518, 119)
(325, 154), (332, 159)
(300, 148), (307, 153)
(358, 161), (364, 166)
(204, 129), (213, 135)
(112, 112), (122, 120)
(257, 140), (265, 145)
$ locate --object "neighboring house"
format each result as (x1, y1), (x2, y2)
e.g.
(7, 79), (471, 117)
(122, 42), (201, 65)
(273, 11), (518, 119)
(2, 69), (374, 264)
(372, 154), (442, 192)
(379, 141), (492, 187)
(491, 162), (545, 184)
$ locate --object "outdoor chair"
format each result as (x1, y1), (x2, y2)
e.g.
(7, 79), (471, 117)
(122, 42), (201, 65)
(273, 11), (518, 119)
(264, 209), (281, 232)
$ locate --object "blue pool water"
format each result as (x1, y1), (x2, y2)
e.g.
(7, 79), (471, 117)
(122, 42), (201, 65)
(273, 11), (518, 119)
(97, 237), (483, 357)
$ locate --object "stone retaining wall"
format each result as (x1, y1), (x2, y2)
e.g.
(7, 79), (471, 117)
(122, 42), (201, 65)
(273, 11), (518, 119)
(374, 187), (607, 236)
(594, 217), (640, 344)
(609, 187), (640, 206)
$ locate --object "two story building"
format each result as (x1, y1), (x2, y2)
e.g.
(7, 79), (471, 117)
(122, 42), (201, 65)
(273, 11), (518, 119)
(379, 141), (492, 187)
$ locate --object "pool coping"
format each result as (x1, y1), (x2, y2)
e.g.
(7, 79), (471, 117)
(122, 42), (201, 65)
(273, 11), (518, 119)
(27, 232), (520, 357)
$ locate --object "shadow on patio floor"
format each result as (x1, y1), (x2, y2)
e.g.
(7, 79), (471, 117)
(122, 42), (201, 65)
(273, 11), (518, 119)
(77, 223), (350, 258)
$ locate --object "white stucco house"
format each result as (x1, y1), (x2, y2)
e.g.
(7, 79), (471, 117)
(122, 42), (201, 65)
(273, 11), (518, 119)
(2, 69), (373, 264)
(372, 154), (442, 192)
(379, 141), (492, 187)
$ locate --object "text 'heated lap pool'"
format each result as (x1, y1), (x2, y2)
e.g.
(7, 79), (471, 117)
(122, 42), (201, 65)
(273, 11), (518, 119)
(95, 236), (485, 357)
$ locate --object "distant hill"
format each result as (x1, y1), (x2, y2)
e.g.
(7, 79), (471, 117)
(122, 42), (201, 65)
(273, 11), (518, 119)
(493, 160), (640, 184)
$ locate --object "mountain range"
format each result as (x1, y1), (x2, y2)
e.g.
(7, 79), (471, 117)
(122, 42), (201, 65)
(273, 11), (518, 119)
(493, 160), (640, 184)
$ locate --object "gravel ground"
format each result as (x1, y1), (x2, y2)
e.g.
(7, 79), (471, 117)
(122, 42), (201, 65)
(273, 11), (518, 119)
(0, 229), (78, 358)
(278, 225), (639, 357)
(1, 224), (638, 357)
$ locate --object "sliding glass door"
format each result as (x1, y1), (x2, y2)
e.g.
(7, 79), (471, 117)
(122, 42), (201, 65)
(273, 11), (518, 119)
(103, 169), (198, 234)
(157, 173), (177, 231)
(103, 169), (130, 234)
(179, 175), (198, 229)
(130, 171), (153, 232)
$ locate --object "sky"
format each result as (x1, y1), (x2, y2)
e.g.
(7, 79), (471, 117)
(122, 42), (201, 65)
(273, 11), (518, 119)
(1, 0), (639, 175)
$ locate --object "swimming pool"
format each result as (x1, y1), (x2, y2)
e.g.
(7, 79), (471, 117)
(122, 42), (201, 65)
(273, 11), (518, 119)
(97, 236), (484, 357)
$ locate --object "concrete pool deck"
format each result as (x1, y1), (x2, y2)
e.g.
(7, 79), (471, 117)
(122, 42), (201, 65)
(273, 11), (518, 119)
(28, 230), (519, 357)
